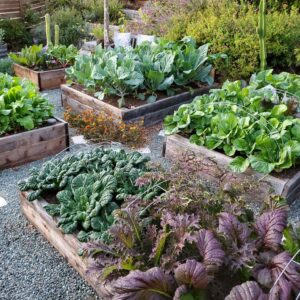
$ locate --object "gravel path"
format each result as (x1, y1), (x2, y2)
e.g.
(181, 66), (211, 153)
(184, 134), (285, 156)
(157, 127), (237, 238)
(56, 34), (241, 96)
(1, 89), (299, 300)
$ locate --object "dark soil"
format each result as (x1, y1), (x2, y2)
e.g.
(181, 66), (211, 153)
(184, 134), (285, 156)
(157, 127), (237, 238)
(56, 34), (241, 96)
(71, 83), (208, 109)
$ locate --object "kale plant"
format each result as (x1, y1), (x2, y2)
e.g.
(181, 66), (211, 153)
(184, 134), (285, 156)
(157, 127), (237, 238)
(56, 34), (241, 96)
(66, 37), (215, 107)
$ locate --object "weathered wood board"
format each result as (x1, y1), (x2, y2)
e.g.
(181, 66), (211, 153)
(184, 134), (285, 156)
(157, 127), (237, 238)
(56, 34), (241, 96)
(13, 63), (66, 90)
(164, 134), (300, 204)
(61, 84), (216, 127)
(0, 117), (69, 170)
(20, 191), (104, 297)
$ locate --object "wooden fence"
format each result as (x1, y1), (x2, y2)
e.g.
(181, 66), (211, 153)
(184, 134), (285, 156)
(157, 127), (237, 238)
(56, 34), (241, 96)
(0, 0), (46, 20)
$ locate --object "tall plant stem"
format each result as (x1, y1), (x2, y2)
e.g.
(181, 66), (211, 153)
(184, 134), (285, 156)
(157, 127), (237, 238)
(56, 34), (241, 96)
(103, 0), (110, 48)
(258, 0), (267, 71)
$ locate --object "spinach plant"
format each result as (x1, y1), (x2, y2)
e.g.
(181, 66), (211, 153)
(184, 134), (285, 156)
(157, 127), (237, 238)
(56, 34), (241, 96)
(18, 148), (161, 241)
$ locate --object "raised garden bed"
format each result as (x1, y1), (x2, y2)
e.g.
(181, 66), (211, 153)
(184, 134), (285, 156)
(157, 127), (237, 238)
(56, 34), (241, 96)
(61, 84), (216, 126)
(0, 117), (69, 170)
(164, 134), (300, 204)
(20, 191), (104, 297)
(13, 63), (66, 90)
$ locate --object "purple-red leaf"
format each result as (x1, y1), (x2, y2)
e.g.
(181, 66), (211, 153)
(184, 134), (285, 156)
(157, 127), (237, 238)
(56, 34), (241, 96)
(255, 207), (288, 251)
(225, 281), (268, 300)
(195, 229), (225, 273)
(253, 251), (300, 299)
(218, 212), (250, 244)
(112, 267), (176, 300)
(173, 285), (189, 300)
(160, 211), (199, 260)
(174, 259), (209, 289)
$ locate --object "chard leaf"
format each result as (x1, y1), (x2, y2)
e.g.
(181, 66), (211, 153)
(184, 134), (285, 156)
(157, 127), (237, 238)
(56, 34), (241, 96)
(112, 267), (176, 299)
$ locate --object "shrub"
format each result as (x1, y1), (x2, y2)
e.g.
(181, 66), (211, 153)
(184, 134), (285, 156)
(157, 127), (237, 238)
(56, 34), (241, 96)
(51, 8), (85, 46)
(64, 109), (147, 148)
(83, 0), (125, 24)
(0, 19), (32, 51)
(163, 1), (300, 80)
(0, 58), (13, 75)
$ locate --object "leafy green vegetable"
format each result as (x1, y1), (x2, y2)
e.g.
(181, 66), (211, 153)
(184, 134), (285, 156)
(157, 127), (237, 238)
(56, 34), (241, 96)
(164, 74), (300, 174)
(46, 44), (78, 68)
(9, 44), (45, 69)
(18, 148), (162, 241)
(66, 37), (215, 107)
(9, 44), (78, 70)
(0, 73), (53, 136)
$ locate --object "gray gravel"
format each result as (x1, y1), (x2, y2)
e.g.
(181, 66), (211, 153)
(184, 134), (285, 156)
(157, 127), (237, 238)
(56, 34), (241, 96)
(1, 88), (300, 300)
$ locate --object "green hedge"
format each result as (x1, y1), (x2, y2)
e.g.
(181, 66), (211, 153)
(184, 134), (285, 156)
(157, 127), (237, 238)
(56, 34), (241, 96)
(164, 2), (300, 80)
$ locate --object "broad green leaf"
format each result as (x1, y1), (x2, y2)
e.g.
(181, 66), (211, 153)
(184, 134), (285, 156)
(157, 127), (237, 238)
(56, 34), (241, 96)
(271, 104), (287, 116)
(229, 157), (250, 173)
(249, 156), (275, 174)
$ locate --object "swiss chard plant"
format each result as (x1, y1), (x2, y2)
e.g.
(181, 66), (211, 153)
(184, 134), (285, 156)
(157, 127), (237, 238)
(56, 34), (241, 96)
(9, 44), (45, 69)
(18, 148), (162, 241)
(83, 158), (300, 300)
(66, 37), (216, 107)
(164, 75), (300, 174)
(9, 44), (78, 70)
(0, 73), (53, 136)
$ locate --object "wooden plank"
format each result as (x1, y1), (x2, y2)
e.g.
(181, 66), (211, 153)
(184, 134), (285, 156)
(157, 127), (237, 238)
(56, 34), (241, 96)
(0, 136), (66, 168)
(13, 63), (39, 86)
(39, 68), (66, 90)
(61, 84), (123, 117)
(0, 118), (69, 169)
(62, 94), (94, 114)
(13, 64), (66, 90)
(0, 123), (65, 152)
(61, 84), (215, 127)
(164, 134), (293, 203)
(122, 85), (217, 121)
(20, 191), (105, 297)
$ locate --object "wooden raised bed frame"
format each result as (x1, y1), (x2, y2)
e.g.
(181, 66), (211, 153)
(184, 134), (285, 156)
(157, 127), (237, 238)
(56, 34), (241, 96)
(0, 117), (69, 170)
(164, 134), (300, 204)
(20, 191), (103, 297)
(13, 63), (66, 90)
(61, 84), (216, 127)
